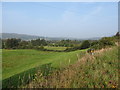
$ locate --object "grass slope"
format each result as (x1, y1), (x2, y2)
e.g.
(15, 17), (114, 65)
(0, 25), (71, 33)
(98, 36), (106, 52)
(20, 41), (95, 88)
(25, 46), (118, 88)
(2, 49), (86, 87)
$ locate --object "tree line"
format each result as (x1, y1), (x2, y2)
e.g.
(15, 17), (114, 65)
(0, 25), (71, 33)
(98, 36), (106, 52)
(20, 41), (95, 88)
(1, 32), (119, 52)
(64, 32), (119, 52)
(1, 38), (81, 50)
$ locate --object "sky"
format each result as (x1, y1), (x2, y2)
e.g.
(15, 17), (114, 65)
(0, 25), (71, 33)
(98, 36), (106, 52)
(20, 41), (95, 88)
(2, 2), (118, 39)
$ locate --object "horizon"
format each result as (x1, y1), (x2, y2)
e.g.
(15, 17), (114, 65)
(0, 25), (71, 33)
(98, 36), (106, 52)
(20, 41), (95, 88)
(1, 32), (116, 40)
(2, 2), (118, 38)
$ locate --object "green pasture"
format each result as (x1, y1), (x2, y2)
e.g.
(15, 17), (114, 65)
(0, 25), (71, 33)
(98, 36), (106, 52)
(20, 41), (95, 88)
(44, 46), (67, 51)
(2, 48), (86, 87)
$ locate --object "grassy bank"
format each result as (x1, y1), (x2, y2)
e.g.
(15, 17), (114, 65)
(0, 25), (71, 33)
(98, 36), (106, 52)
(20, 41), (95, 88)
(2, 48), (86, 87)
(25, 46), (118, 88)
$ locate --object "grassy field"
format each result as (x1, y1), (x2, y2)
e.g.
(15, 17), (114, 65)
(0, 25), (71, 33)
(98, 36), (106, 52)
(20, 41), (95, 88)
(2, 46), (118, 88)
(0, 49), (2, 82)
(44, 46), (67, 51)
(25, 46), (118, 88)
(2, 48), (86, 87)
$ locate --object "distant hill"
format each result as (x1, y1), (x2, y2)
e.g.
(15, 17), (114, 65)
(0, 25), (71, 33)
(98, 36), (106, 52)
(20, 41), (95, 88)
(85, 37), (101, 40)
(1, 33), (74, 41)
(0, 33), (101, 41)
(1, 33), (44, 40)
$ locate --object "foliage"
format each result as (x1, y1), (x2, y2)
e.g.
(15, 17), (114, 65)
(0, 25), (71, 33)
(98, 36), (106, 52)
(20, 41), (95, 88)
(2, 38), (81, 50)
(80, 40), (90, 49)
(35, 46), (45, 50)
(31, 39), (47, 46)
(48, 39), (81, 47)
(64, 40), (91, 52)
(18, 41), (29, 49)
(90, 40), (99, 46)
(1, 32), (119, 50)
(5, 38), (21, 49)
(90, 36), (117, 50)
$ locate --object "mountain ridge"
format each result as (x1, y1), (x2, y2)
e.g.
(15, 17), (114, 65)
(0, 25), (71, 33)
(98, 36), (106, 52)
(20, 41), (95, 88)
(0, 33), (101, 41)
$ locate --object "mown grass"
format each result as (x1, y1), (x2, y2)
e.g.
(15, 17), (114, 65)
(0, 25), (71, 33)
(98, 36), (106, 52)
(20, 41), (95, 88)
(25, 46), (118, 88)
(44, 46), (67, 51)
(2, 48), (86, 88)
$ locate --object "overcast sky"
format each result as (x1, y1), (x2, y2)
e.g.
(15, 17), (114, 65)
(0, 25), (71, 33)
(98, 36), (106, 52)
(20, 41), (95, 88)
(2, 2), (118, 39)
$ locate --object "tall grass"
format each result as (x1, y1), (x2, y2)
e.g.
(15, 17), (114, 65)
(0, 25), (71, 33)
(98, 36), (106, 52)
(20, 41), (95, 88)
(25, 46), (118, 88)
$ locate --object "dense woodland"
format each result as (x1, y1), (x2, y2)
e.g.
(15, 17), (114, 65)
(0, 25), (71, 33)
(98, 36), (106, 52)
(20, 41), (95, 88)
(0, 32), (119, 51)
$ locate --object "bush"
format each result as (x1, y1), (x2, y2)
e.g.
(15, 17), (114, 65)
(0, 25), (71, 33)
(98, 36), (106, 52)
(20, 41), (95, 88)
(91, 44), (102, 50)
(90, 41), (99, 46)
(35, 46), (45, 50)
(99, 38), (115, 47)
(90, 37), (115, 50)
(80, 40), (90, 49)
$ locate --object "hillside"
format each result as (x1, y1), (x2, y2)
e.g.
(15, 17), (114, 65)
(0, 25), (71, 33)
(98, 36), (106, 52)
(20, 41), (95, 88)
(1, 33), (44, 41)
(25, 46), (118, 88)
(1, 33), (101, 41)
(2, 48), (86, 88)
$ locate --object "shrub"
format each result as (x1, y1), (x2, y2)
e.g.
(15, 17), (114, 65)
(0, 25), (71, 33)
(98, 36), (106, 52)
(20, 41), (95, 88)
(80, 40), (90, 49)
(90, 37), (115, 50)
(91, 44), (102, 50)
(35, 46), (45, 50)
(90, 41), (99, 46)
(99, 38), (115, 47)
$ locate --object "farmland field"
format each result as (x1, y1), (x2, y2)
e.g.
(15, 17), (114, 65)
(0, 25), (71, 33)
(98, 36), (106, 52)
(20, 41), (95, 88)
(44, 46), (67, 51)
(2, 48), (86, 87)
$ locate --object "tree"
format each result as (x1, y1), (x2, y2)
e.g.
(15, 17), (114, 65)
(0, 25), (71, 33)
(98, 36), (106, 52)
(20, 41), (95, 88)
(34, 45), (44, 50)
(100, 37), (115, 47)
(18, 40), (29, 49)
(90, 37), (115, 50)
(90, 40), (99, 46)
(80, 40), (90, 49)
(5, 38), (21, 49)
(31, 38), (47, 46)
